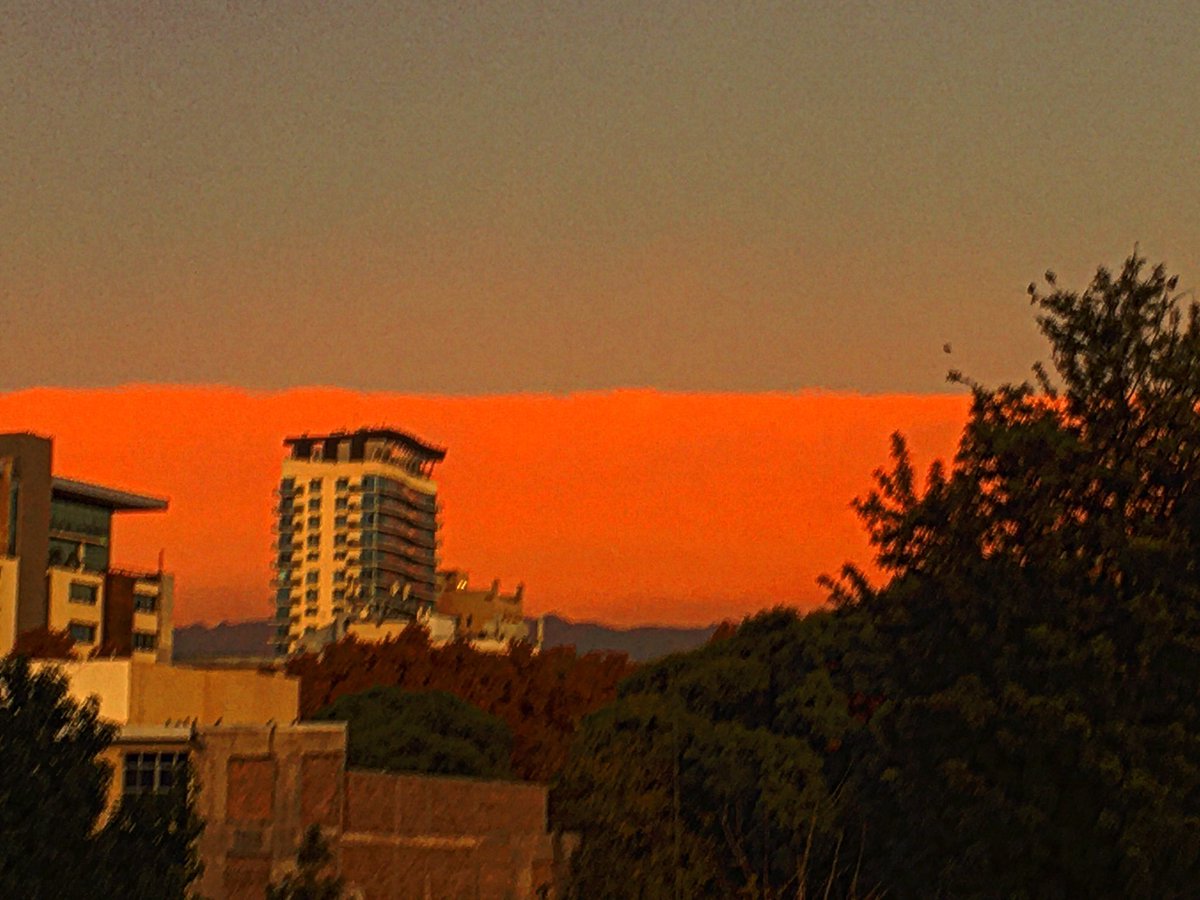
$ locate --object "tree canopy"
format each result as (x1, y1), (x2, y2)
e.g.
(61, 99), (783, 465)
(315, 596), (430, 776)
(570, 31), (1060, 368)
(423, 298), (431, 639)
(0, 654), (203, 899)
(289, 626), (634, 781)
(312, 686), (514, 779)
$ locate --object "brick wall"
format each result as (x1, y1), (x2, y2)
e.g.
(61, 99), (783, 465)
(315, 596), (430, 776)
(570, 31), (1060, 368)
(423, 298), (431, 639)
(186, 723), (561, 899)
(340, 771), (555, 900)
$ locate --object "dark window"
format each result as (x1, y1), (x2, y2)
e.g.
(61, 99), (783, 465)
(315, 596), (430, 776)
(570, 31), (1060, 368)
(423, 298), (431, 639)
(334, 533), (347, 547)
(280, 477), (295, 492)
(275, 587), (293, 602)
(69, 622), (96, 644)
(308, 479), (322, 492)
(333, 588), (346, 601)
(123, 752), (187, 796)
(305, 570), (319, 584)
(133, 593), (157, 613)
(307, 516), (320, 529)
(132, 631), (157, 651)
(334, 515), (347, 528)
(69, 582), (98, 605)
(305, 588), (318, 602)
(307, 499), (320, 511)
(306, 534), (320, 549)
(333, 570), (346, 584)
(336, 478), (349, 491)
(335, 497), (348, 511)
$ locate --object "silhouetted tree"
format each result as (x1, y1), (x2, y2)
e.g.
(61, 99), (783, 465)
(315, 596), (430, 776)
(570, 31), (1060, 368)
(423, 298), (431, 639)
(266, 825), (344, 900)
(94, 763), (205, 899)
(312, 687), (513, 778)
(0, 655), (112, 899)
(828, 252), (1200, 897)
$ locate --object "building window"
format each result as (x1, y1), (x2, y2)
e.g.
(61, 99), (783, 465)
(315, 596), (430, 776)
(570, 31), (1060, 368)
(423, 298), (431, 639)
(334, 515), (347, 529)
(305, 588), (319, 603)
(333, 550), (347, 561)
(123, 752), (187, 797)
(333, 533), (347, 547)
(307, 499), (321, 511)
(335, 496), (348, 511)
(307, 516), (320, 529)
(336, 478), (349, 491)
(68, 622), (97, 644)
(333, 588), (346, 602)
(305, 551), (319, 562)
(306, 534), (320, 549)
(305, 570), (319, 584)
(308, 479), (322, 492)
(133, 593), (157, 613)
(69, 582), (98, 605)
(132, 631), (157, 652)
(280, 477), (296, 492)
(333, 570), (346, 584)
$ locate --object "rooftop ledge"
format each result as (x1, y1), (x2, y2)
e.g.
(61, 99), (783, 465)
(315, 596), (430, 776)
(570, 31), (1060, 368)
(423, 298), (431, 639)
(52, 477), (168, 512)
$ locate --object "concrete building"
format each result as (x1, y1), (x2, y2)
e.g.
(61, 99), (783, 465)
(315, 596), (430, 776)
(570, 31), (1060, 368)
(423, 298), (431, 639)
(436, 569), (532, 652)
(273, 428), (446, 656)
(0, 433), (174, 662)
(56, 659), (563, 899)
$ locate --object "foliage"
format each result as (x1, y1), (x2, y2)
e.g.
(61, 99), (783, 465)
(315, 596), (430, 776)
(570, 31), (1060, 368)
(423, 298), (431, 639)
(312, 686), (513, 778)
(288, 626), (634, 781)
(266, 824), (344, 900)
(555, 608), (880, 899)
(12, 626), (77, 659)
(826, 253), (1200, 897)
(94, 764), (205, 899)
(0, 655), (204, 899)
(0, 655), (114, 899)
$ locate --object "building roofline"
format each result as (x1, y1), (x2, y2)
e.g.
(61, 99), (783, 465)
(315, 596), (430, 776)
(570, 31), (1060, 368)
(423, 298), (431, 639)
(51, 477), (168, 512)
(284, 428), (447, 462)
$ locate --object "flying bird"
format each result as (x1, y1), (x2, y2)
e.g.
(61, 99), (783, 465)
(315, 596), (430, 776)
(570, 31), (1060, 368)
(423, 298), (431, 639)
(943, 343), (952, 354)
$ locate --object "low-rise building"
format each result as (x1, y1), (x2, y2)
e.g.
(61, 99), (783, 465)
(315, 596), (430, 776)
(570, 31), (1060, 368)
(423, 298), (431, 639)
(436, 569), (531, 651)
(0, 433), (173, 661)
(56, 658), (563, 899)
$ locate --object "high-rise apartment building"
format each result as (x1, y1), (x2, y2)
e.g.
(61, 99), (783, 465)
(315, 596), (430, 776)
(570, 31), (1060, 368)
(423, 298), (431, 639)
(0, 433), (174, 661)
(272, 428), (445, 655)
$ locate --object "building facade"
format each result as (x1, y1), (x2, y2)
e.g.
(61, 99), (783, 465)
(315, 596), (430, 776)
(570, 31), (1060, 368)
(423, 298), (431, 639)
(0, 433), (173, 661)
(57, 658), (564, 899)
(436, 569), (531, 652)
(273, 428), (445, 655)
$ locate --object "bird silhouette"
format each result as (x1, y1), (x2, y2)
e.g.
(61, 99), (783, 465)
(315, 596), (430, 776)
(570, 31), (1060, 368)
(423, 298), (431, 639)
(943, 343), (952, 354)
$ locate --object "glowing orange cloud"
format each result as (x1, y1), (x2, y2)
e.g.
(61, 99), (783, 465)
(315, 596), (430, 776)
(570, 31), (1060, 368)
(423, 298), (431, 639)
(0, 388), (968, 627)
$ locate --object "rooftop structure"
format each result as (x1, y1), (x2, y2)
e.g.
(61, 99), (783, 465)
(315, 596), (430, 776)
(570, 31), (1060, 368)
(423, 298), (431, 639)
(0, 433), (174, 661)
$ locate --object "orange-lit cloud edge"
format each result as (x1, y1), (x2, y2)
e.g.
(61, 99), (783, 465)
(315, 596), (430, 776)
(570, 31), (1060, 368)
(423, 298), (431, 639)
(0, 386), (970, 628)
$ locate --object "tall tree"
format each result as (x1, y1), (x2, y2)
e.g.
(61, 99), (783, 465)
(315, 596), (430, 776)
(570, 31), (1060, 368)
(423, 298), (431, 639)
(0, 655), (114, 899)
(832, 253), (1200, 897)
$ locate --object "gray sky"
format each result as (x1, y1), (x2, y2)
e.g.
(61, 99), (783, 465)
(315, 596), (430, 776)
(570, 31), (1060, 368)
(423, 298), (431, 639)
(3, 0), (1197, 393)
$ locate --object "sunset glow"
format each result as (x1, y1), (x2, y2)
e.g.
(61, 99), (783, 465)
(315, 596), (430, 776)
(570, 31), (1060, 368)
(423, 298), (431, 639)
(0, 388), (967, 627)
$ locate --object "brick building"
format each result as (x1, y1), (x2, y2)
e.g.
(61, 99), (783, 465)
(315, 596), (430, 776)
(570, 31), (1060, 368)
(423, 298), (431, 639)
(60, 659), (563, 899)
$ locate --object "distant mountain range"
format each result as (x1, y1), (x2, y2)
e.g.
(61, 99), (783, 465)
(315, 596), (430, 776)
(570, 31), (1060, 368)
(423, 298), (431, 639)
(173, 614), (717, 663)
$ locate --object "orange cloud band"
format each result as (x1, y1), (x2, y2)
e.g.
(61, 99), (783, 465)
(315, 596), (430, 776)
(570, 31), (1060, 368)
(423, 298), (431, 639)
(0, 388), (968, 627)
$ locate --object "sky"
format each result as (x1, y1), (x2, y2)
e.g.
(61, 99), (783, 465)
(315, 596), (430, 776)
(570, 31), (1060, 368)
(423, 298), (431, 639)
(2, 4), (1197, 625)
(3, 1), (1197, 393)
(0, 387), (967, 626)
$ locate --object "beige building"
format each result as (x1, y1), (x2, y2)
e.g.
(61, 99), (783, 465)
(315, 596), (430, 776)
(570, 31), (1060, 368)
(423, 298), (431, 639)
(56, 658), (562, 899)
(273, 428), (446, 656)
(0, 434), (174, 662)
(436, 569), (532, 652)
